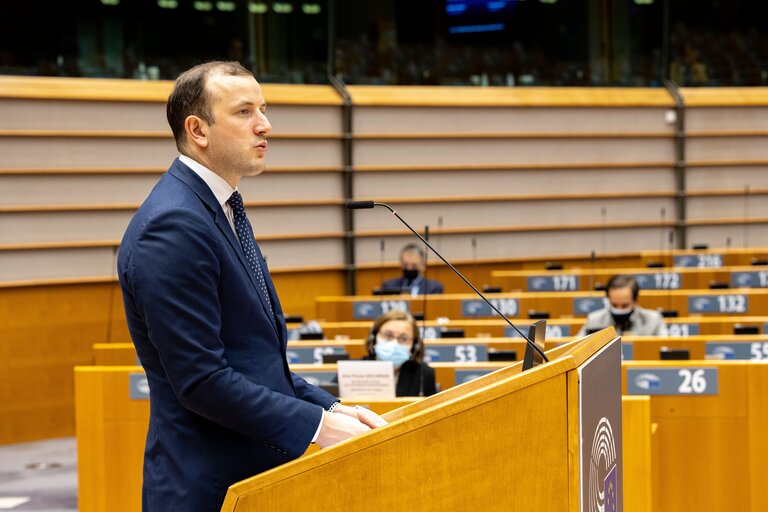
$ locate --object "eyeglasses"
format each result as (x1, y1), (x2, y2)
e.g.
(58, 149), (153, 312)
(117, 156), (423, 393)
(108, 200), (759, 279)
(378, 330), (413, 345)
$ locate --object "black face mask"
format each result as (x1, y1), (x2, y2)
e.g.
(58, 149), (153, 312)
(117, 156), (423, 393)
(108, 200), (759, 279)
(402, 268), (419, 281)
(611, 311), (632, 334)
(611, 311), (633, 327)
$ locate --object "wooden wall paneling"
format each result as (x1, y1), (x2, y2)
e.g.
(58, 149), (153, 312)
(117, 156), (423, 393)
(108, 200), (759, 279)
(238, 171), (343, 202)
(0, 282), (125, 443)
(0, 137), (343, 169)
(354, 229), (671, 267)
(0, 173), (161, 206)
(347, 85), (675, 107)
(686, 165), (768, 192)
(686, 107), (768, 131)
(686, 136), (768, 162)
(352, 138), (674, 167)
(246, 204), (344, 236)
(270, 269), (346, 321)
(680, 87), (768, 107)
(352, 198), (677, 232)
(352, 106), (674, 134)
(0, 210), (132, 243)
(0, 98), (168, 131)
(687, 195), (768, 221)
(0, 247), (117, 281)
(258, 239), (345, 270)
(353, 168), (677, 199)
(0, 137), (177, 168)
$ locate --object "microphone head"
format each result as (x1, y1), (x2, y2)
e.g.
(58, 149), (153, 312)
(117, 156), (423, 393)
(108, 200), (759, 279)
(346, 200), (375, 210)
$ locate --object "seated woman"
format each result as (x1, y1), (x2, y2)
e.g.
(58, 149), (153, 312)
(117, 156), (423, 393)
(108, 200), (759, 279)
(365, 310), (437, 397)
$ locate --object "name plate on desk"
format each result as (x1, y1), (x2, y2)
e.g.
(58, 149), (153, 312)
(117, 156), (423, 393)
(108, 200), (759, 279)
(706, 341), (768, 360)
(573, 297), (605, 316)
(626, 368), (719, 395)
(420, 326), (441, 339)
(129, 373), (150, 400)
(505, 324), (571, 338)
(674, 254), (723, 268)
(337, 360), (395, 399)
(731, 271), (768, 288)
(454, 369), (495, 386)
(352, 300), (409, 320)
(527, 274), (579, 291)
(622, 343), (634, 360)
(461, 298), (519, 318)
(424, 344), (487, 363)
(634, 272), (681, 290)
(286, 346), (347, 364)
(666, 322), (700, 337)
(688, 294), (748, 314)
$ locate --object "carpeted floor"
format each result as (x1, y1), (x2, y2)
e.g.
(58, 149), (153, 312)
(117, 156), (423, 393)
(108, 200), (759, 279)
(0, 438), (77, 511)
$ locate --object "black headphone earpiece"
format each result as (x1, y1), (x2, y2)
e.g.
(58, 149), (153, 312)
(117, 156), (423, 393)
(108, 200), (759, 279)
(366, 324), (378, 358)
(410, 323), (422, 359)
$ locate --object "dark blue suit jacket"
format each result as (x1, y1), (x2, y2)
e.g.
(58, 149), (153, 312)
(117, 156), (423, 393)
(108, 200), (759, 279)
(381, 276), (444, 295)
(118, 159), (336, 511)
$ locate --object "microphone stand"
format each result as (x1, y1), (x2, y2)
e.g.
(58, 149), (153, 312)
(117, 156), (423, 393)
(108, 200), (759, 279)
(351, 201), (549, 363)
(422, 225), (430, 338)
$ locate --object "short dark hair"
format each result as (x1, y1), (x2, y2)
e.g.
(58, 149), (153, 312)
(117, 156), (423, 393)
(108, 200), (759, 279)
(166, 61), (253, 152)
(606, 274), (640, 301)
(400, 243), (425, 261)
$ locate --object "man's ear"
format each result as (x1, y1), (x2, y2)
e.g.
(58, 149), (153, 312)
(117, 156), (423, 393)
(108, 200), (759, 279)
(184, 115), (209, 149)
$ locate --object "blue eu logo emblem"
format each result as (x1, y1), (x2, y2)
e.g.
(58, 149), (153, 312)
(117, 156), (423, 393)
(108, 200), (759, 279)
(604, 465), (618, 512)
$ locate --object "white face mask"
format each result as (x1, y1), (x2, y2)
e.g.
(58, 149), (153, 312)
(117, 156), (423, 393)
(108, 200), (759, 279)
(609, 306), (633, 316)
(374, 337), (411, 368)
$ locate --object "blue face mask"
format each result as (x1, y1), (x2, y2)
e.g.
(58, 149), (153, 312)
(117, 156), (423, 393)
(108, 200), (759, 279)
(374, 338), (411, 368)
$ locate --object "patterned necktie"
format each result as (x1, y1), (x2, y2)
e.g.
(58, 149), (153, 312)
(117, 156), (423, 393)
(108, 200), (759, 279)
(227, 191), (273, 316)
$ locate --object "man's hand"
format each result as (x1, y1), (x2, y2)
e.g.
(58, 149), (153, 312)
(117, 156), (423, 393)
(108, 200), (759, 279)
(315, 411), (371, 449)
(334, 404), (388, 428)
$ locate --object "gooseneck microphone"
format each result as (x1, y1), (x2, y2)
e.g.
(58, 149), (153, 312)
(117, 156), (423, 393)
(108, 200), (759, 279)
(347, 200), (375, 209)
(347, 200), (549, 363)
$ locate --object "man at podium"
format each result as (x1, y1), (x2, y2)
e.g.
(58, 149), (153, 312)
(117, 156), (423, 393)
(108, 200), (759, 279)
(118, 61), (385, 512)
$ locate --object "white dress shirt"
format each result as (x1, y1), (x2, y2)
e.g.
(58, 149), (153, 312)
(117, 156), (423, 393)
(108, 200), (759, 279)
(179, 155), (238, 236)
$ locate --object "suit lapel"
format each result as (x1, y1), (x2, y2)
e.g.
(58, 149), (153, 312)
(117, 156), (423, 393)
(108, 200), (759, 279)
(168, 160), (279, 336)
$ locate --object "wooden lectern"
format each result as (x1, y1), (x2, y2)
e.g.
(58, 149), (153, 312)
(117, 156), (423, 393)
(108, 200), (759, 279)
(220, 328), (623, 512)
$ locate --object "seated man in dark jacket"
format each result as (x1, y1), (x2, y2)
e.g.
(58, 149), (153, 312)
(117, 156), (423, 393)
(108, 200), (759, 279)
(381, 244), (444, 296)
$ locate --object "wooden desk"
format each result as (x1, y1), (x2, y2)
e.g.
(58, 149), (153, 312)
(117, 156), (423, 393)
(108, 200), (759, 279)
(491, 265), (767, 292)
(315, 288), (768, 322)
(95, 334), (768, 379)
(74, 365), (422, 512)
(77, 344), (653, 512)
(638, 247), (768, 268)
(622, 360), (768, 512)
(317, 316), (768, 339)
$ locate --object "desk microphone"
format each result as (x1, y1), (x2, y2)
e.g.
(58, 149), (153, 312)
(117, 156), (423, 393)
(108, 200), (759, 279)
(379, 239), (386, 290)
(347, 200), (549, 363)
